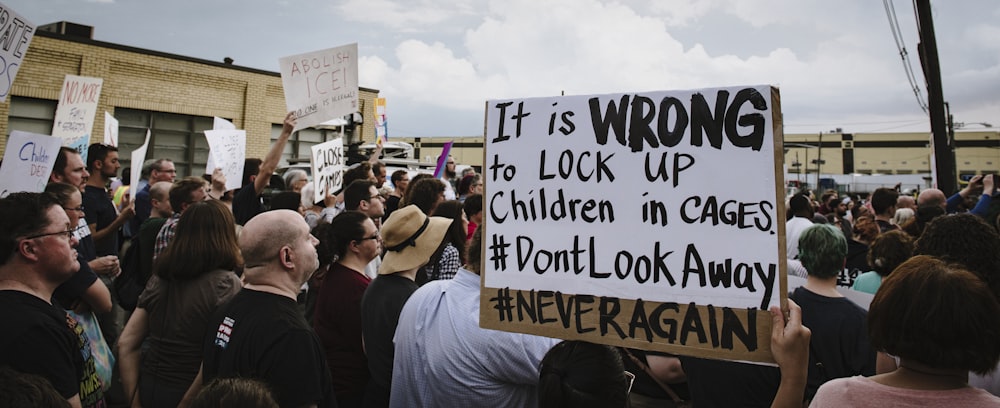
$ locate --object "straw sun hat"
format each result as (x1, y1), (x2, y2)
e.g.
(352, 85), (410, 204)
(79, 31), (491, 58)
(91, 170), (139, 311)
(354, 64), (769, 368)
(378, 205), (452, 275)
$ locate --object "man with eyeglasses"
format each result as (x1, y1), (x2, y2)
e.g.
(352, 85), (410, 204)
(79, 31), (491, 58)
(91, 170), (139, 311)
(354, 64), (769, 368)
(0, 192), (106, 408)
(131, 158), (176, 237)
(344, 179), (386, 279)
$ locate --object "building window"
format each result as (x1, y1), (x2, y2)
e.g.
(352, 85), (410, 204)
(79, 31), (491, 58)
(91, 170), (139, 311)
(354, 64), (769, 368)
(116, 108), (214, 177)
(8, 96), (57, 136)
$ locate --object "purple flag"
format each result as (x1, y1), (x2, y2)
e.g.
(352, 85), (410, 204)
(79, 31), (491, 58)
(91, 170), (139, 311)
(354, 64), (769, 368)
(433, 141), (454, 178)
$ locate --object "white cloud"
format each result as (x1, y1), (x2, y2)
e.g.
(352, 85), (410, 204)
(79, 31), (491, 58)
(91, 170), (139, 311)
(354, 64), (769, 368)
(646, 0), (720, 26)
(365, 0), (906, 120)
(334, 0), (477, 32)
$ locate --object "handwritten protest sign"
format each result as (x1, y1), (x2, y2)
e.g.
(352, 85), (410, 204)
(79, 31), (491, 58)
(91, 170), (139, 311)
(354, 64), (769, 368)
(310, 138), (344, 204)
(279, 43), (358, 131)
(480, 85), (786, 363)
(52, 75), (103, 159)
(103, 112), (118, 147)
(204, 117), (236, 176)
(204, 129), (246, 191)
(130, 130), (150, 191)
(0, 3), (35, 103)
(0, 131), (63, 197)
(374, 97), (387, 145)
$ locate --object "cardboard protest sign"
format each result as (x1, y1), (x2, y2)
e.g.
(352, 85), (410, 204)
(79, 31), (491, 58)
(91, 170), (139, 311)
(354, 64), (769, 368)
(52, 75), (103, 159)
(0, 3), (35, 103)
(310, 138), (344, 204)
(279, 43), (358, 131)
(204, 129), (246, 191)
(0, 131), (63, 196)
(130, 130), (150, 191)
(480, 85), (786, 363)
(103, 112), (118, 147)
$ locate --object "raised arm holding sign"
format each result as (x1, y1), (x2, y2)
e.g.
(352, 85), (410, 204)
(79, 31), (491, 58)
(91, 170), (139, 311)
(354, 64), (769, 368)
(480, 85), (786, 363)
(204, 129), (246, 191)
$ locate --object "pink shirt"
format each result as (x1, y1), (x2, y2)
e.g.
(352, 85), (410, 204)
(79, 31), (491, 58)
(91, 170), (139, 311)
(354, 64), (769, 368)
(811, 376), (1000, 407)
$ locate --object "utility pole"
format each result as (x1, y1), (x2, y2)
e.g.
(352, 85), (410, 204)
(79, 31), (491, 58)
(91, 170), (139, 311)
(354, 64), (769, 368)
(915, 0), (956, 194)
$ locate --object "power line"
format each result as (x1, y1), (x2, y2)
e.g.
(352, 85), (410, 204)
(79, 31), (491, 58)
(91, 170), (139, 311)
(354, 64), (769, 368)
(883, 0), (929, 114)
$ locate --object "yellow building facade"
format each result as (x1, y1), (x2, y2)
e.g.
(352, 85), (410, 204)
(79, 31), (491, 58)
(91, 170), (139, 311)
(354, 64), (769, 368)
(784, 129), (1000, 180)
(1, 24), (379, 177)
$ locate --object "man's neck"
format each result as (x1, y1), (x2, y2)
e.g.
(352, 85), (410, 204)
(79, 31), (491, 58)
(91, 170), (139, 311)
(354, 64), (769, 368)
(243, 282), (297, 300)
(875, 213), (892, 222)
(0, 267), (56, 303)
(87, 174), (108, 189)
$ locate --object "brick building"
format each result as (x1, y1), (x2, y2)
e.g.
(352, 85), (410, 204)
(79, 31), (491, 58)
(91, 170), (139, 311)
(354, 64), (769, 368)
(1, 22), (379, 177)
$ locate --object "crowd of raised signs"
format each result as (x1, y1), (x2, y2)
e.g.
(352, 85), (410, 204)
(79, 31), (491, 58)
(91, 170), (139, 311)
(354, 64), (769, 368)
(1, 114), (999, 408)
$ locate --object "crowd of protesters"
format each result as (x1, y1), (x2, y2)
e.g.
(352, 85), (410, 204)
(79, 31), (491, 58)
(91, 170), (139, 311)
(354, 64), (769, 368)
(2, 112), (1000, 407)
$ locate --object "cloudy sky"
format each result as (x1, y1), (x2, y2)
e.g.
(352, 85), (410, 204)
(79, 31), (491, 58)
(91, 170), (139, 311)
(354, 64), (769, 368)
(10, 0), (1000, 137)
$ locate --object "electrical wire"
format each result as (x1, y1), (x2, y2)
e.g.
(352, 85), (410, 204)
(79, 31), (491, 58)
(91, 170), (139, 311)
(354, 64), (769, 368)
(883, 0), (929, 114)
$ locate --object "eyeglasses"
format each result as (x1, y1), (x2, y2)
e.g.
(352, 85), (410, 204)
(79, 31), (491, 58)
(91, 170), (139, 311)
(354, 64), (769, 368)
(369, 194), (385, 201)
(356, 234), (381, 243)
(624, 370), (635, 396)
(23, 226), (79, 241)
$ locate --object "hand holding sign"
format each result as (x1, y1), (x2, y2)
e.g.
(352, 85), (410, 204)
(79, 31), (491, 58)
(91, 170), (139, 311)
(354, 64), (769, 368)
(204, 129), (246, 191)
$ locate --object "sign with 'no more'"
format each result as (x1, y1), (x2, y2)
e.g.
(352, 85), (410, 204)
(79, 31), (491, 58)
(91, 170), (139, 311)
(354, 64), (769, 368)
(480, 85), (787, 363)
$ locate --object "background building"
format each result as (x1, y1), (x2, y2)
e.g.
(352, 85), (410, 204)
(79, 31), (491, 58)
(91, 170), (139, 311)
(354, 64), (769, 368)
(785, 128), (1000, 190)
(1, 22), (379, 177)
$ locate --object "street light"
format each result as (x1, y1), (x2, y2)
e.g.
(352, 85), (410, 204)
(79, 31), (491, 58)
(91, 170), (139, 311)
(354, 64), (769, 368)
(954, 122), (993, 129)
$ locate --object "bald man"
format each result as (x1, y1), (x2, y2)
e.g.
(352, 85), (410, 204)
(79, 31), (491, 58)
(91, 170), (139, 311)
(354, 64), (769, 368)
(896, 195), (916, 212)
(200, 210), (335, 408)
(917, 188), (947, 210)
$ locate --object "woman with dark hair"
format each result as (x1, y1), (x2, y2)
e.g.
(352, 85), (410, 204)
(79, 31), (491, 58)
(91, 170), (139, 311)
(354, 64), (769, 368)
(852, 230), (914, 294)
(312, 211), (380, 407)
(811, 256), (1000, 406)
(118, 200), (243, 408)
(402, 176), (446, 215)
(420, 200), (467, 283)
(538, 341), (629, 408)
(190, 377), (279, 408)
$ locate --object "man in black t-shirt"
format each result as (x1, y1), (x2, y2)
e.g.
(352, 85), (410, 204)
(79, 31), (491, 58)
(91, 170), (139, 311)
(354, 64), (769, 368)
(0, 192), (106, 408)
(201, 209), (336, 407)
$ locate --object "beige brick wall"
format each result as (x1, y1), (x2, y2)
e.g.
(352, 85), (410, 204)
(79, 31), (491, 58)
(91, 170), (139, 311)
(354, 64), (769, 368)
(0, 34), (379, 159)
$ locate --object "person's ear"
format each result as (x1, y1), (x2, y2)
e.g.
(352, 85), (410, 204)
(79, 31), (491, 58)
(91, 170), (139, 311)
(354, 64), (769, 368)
(19, 240), (39, 261)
